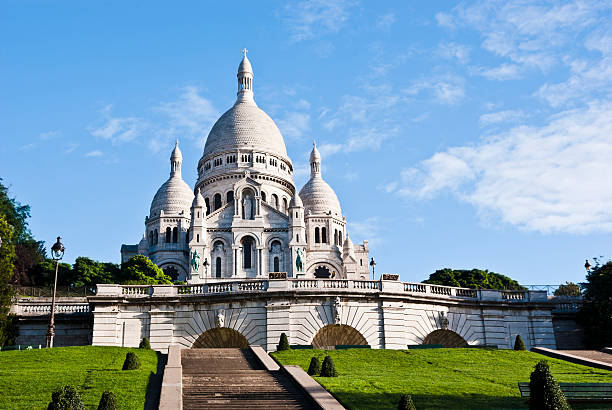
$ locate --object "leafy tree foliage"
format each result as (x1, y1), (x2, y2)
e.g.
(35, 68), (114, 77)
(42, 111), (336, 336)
(139, 338), (151, 349)
(120, 255), (172, 285)
(423, 268), (525, 290)
(0, 216), (18, 346)
(320, 355), (338, 377)
(97, 391), (117, 410)
(398, 394), (416, 410)
(577, 260), (612, 348)
(122, 352), (141, 370)
(529, 360), (570, 410)
(554, 282), (581, 297)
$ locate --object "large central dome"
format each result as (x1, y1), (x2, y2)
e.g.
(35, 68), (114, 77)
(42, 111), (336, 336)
(203, 102), (288, 159)
(202, 53), (289, 162)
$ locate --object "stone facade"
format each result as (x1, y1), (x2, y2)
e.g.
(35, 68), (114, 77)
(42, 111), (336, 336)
(121, 53), (370, 283)
(86, 280), (557, 353)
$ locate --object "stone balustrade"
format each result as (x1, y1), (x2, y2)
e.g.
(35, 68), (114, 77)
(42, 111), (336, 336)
(93, 279), (548, 302)
(11, 299), (91, 316)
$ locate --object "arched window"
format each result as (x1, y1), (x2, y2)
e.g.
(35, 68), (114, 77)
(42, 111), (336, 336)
(334, 230), (338, 246)
(205, 198), (210, 215)
(214, 193), (222, 210)
(163, 265), (179, 281)
(226, 191), (234, 204)
(282, 198), (288, 213)
(242, 189), (255, 220)
(216, 257), (222, 278)
(154, 229), (158, 245)
(242, 237), (254, 269)
(274, 257), (280, 272)
(165, 227), (172, 243)
(149, 231), (154, 246)
(186, 228), (190, 244)
(261, 191), (266, 203)
(315, 227), (320, 243)
(322, 227), (327, 244)
(172, 227), (178, 243)
(338, 234), (342, 246)
(272, 194), (279, 210)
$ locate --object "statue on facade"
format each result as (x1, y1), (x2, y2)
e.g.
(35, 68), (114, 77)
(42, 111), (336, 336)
(215, 309), (225, 328)
(439, 311), (449, 330)
(295, 248), (304, 272)
(333, 296), (342, 325)
(190, 249), (200, 272)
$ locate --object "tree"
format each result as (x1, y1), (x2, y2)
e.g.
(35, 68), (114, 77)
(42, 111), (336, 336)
(70, 257), (119, 287)
(529, 360), (570, 410)
(29, 259), (72, 287)
(120, 255), (172, 285)
(423, 268), (525, 290)
(577, 260), (612, 348)
(122, 352), (141, 370)
(277, 332), (290, 351)
(0, 216), (17, 346)
(554, 282), (581, 297)
(47, 385), (85, 410)
(320, 356), (337, 377)
(398, 394), (416, 410)
(307, 357), (321, 376)
(514, 334), (526, 351)
(97, 391), (117, 410)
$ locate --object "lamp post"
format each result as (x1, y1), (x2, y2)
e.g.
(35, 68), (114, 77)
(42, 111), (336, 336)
(369, 257), (376, 281)
(584, 259), (591, 272)
(46, 236), (65, 348)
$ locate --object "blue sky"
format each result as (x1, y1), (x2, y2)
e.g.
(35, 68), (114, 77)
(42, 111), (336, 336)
(1, 1), (611, 285)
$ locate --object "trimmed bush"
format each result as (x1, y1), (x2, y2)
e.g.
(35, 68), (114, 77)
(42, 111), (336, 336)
(398, 394), (416, 410)
(122, 352), (141, 370)
(138, 337), (151, 349)
(277, 332), (290, 351)
(320, 355), (338, 377)
(47, 385), (85, 410)
(529, 360), (571, 410)
(307, 357), (321, 376)
(97, 391), (117, 410)
(514, 334), (526, 351)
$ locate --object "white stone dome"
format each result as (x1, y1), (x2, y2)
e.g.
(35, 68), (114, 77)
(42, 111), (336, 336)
(150, 141), (194, 217)
(203, 102), (289, 160)
(299, 177), (342, 216)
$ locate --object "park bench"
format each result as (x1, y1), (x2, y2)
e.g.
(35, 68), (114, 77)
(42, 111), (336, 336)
(518, 382), (612, 403)
(408, 344), (443, 349)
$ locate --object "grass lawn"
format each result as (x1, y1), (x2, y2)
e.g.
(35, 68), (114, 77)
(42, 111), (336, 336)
(0, 346), (159, 410)
(272, 348), (612, 410)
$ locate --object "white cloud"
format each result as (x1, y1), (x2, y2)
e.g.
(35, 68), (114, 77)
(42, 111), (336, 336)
(156, 86), (219, 138)
(85, 150), (103, 157)
(348, 217), (384, 247)
(392, 101), (612, 234)
(438, 42), (470, 64)
(479, 109), (526, 126)
(475, 63), (521, 80)
(376, 13), (396, 31)
(404, 75), (466, 105)
(88, 105), (147, 145)
(276, 111), (311, 139)
(435, 12), (455, 29)
(64, 143), (79, 154)
(278, 0), (357, 42)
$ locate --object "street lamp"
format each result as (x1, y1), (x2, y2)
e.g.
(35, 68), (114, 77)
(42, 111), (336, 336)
(46, 236), (65, 348)
(369, 257), (376, 281)
(584, 259), (591, 272)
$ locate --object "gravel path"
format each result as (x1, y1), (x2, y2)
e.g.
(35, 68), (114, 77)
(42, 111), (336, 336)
(559, 350), (612, 365)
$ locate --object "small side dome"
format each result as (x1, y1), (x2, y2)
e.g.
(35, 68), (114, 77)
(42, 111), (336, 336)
(150, 142), (194, 217)
(342, 233), (355, 260)
(170, 139), (182, 162)
(310, 141), (321, 163)
(289, 192), (303, 208)
(192, 188), (205, 208)
(238, 54), (252, 74)
(299, 140), (342, 216)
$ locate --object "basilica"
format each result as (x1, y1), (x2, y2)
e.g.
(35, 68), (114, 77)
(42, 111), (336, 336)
(121, 52), (371, 283)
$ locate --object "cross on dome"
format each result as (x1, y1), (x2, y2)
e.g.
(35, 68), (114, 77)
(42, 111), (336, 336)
(242, 48), (248, 57)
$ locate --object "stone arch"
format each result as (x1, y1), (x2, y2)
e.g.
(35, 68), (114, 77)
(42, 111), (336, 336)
(422, 329), (468, 348)
(234, 232), (262, 248)
(192, 328), (249, 348)
(311, 324), (368, 349)
(307, 261), (341, 279)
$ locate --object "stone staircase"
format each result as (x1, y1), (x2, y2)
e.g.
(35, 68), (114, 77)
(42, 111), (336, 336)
(181, 348), (313, 409)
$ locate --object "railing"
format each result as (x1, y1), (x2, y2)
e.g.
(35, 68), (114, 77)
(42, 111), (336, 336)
(11, 285), (96, 298)
(91, 279), (551, 303)
(14, 303), (90, 315)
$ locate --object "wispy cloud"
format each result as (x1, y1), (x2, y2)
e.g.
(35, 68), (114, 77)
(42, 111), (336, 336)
(64, 143), (79, 154)
(278, 0), (357, 42)
(88, 105), (147, 145)
(276, 111), (311, 139)
(376, 13), (396, 31)
(438, 42), (470, 64)
(403, 75), (466, 105)
(348, 216), (384, 248)
(474, 63), (521, 81)
(85, 150), (103, 157)
(479, 109), (526, 127)
(389, 101), (612, 234)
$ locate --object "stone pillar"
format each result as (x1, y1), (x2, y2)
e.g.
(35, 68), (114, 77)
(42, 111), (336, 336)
(149, 308), (175, 353)
(233, 246), (238, 276)
(258, 248), (263, 277)
(381, 301), (406, 349)
(266, 300), (290, 352)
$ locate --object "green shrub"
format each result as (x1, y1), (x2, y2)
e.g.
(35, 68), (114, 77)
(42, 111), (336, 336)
(138, 337), (151, 349)
(307, 357), (321, 376)
(122, 352), (141, 370)
(320, 355), (337, 377)
(47, 385), (85, 410)
(97, 391), (117, 410)
(529, 360), (570, 410)
(514, 334), (526, 351)
(277, 332), (290, 351)
(398, 394), (416, 410)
